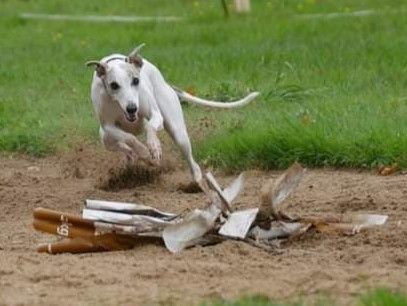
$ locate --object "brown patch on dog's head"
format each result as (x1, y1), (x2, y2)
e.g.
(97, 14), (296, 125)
(128, 55), (143, 68)
(127, 43), (145, 68)
(85, 61), (106, 78)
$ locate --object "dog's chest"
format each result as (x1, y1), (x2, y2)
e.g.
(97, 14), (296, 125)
(115, 118), (144, 135)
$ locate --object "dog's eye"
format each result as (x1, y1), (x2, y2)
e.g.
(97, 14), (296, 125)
(110, 82), (120, 90)
(132, 77), (139, 86)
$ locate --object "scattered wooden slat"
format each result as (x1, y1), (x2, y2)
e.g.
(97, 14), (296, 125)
(222, 173), (244, 205)
(33, 163), (388, 255)
(33, 218), (96, 239)
(259, 162), (306, 219)
(219, 208), (259, 239)
(33, 207), (94, 228)
(250, 222), (307, 240)
(82, 209), (171, 227)
(313, 214), (388, 235)
(37, 238), (105, 254)
(162, 205), (221, 253)
(205, 172), (232, 212)
(85, 199), (177, 220)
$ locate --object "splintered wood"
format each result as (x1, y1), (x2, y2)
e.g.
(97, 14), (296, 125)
(33, 163), (388, 254)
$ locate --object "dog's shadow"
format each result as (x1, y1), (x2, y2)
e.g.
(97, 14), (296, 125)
(97, 163), (162, 191)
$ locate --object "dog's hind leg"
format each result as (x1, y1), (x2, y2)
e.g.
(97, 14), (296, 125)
(152, 82), (204, 189)
(164, 121), (203, 186)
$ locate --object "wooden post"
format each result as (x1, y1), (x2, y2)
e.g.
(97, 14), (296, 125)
(221, 0), (229, 17)
(234, 0), (251, 13)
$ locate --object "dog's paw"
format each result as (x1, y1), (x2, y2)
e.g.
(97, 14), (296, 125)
(148, 158), (160, 167)
(147, 139), (162, 162)
(125, 153), (138, 164)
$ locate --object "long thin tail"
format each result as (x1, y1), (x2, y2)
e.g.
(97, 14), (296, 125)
(173, 86), (260, 109)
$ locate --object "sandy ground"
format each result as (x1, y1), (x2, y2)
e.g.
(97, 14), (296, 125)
(0, 146), (406, 306)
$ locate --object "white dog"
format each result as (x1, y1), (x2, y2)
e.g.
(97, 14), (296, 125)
(86, 45), (259, 188)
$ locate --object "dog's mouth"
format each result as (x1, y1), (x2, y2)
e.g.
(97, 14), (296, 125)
(125, 113), (138, 122)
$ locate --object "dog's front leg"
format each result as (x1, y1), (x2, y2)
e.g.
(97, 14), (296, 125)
(100, 125), (157, 166)
(144, 107), (164, 161)
(145, 123), (161, 161)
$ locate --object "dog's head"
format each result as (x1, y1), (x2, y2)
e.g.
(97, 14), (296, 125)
(86, 44), (145, 122)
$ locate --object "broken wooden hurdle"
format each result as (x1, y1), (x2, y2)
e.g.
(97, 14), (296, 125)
(33, 163), (388, 254)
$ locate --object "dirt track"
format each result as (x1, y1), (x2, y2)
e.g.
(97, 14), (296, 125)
(0, 147), (406, 306)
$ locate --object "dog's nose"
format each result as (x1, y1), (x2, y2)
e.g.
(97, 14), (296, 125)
(126, 103), (137, 114)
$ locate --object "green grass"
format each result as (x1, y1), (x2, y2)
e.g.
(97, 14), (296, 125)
(360, 289), (407, 306)
(1, 0), (407, 168)
(203, 289), (407, 306)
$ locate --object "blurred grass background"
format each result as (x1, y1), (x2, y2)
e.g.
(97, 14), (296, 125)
(1, 0), (407, 169)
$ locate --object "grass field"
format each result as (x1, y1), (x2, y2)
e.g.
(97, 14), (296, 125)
(1, 0), (407, 167)
(206, 289), (407, 306)
(205, 288), (407, 306)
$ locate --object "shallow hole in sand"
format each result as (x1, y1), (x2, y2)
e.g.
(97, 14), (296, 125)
(97, 164), (162, 191)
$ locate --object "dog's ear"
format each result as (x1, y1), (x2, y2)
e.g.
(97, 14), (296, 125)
(128, 55), (143, 68)
(85, 61), (106, 78)
(129, 43), (146, 57)
(128, 43), (145, 68)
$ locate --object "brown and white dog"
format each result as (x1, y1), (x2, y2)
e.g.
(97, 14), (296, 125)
(86, 44), (259, 187)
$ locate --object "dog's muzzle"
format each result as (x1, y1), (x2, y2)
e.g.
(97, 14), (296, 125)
(125, 104), (138, 122)
(125, 113), (137, 122)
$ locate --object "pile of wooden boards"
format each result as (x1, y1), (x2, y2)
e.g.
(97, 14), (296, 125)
(33, 163), (388, 254)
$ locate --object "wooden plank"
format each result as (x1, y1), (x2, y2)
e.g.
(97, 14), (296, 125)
(85, 199), (177, 219)
(219, 208), (259, 239)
